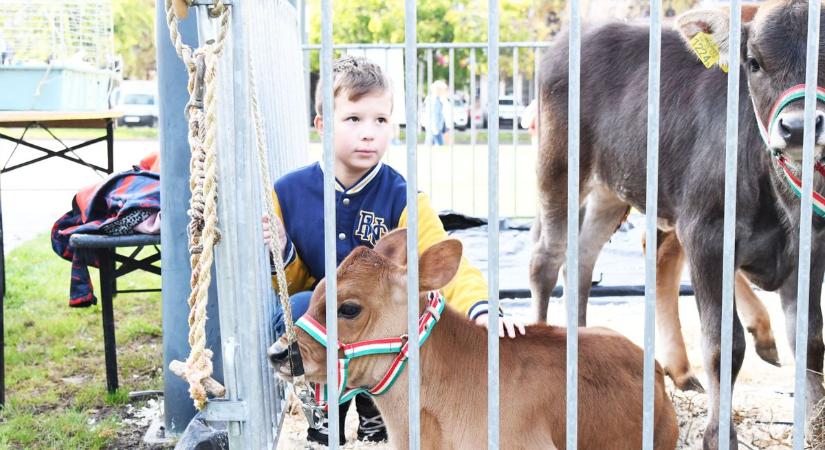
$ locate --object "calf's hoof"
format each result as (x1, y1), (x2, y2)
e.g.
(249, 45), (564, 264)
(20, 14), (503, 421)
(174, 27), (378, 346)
(754, 339), (781, 367)
(669, 371), (705, 393)
(703, 423), (737, 450)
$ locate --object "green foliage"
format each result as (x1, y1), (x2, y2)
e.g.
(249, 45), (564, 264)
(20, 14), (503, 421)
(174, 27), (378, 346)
(113, 0), (157, 79)
(305, 0), (551, 91)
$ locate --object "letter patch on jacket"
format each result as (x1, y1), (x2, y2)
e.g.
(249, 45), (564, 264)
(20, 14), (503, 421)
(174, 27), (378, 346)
(355, 210), (388, 245)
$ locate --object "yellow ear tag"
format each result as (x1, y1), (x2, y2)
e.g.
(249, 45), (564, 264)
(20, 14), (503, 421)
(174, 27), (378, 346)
(689, 32), (721, 69)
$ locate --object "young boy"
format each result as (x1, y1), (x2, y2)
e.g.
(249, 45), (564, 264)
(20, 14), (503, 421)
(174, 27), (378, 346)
(269, 55), (524, 446)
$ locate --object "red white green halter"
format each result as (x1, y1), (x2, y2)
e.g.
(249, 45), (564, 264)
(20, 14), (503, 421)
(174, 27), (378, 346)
(751, 84), (825, 218)
(294, 291), (446, 410)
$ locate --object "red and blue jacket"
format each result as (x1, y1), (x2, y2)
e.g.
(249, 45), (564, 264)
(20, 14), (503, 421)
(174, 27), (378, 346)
(51, 167), (160, 307)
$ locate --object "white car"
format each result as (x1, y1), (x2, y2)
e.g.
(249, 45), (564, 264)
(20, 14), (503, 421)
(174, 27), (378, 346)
(497, 95), (526, 128)
(113, 81), (159, 127)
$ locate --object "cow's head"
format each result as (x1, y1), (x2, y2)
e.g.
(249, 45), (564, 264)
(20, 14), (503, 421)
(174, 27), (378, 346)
(678, 0), (825, 161)
(268, 229), (462, 390)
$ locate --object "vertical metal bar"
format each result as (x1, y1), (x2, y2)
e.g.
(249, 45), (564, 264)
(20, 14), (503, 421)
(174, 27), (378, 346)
(404, 2), (421, 449)
(300, 0), (310, 130)
(106, 119), (114, 174)
(226, 1), (272, 444)
(449, 47), (455, 210)
(156, 4), (217, 437)
(470, 48), (477, 215)
(512, 46), (519, 216)
(427, 49), (433, 196)
(719, 1), (742, 448)
(320, 0), (339, 447)
(487, 1), (500, 448)
(566, 1), (581, 448)
(793, 1), (821, 447)
(99, 251), (118, 393)
(642, 1), (661, 449)
(535, 47), (541, 220)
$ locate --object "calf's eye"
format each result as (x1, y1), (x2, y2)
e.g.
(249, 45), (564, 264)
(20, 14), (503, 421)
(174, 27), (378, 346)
(338, 302), (362, 319)
(746, 57), (760, 73)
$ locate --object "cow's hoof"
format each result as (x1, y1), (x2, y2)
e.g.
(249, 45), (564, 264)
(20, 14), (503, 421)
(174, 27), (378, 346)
(755, 340), (781, 367)
(673, 373), (705, 393)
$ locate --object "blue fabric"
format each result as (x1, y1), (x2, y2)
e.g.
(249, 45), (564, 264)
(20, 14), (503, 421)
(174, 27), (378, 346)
(275, 162), (407, 287)
(272, 290), (313, 337)
(51, 168), (160, 307)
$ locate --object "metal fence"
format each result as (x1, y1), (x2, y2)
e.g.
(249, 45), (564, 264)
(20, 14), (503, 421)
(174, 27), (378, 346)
(180, 0), (822, 448)
(304, 1), (822, 450)
(301, 41), (549, 219)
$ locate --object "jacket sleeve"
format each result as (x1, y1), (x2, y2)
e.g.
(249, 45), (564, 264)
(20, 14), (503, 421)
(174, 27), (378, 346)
(398, 193), (494, 319)
(271, 191), (316, 294)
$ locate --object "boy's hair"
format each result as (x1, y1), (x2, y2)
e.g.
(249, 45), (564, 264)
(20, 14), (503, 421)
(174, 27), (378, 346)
(315, 55), (392, 117)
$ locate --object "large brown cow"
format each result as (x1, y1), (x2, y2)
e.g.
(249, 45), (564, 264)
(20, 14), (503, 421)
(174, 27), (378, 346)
(530, 1), (825, 448)
(269, 229), (679, 449)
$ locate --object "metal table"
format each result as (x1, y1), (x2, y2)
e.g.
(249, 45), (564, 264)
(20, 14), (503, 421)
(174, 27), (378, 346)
(0, 110), (121, 405)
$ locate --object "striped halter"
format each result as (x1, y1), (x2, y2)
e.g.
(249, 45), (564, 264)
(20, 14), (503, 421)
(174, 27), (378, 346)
(294, 291), (446, 410)
(751, 84), (825, 218)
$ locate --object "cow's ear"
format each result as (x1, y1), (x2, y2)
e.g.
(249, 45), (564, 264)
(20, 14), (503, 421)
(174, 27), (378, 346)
(419, 239), (462, 292)
(676, 8), (735, 71)
(374, 228), (407, 267)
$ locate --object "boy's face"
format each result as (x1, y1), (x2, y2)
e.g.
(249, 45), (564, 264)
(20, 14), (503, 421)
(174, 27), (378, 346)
(315, 89), (393, 182)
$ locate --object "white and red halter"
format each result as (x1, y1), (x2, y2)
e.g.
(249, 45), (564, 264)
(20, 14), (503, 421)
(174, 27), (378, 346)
(295, 291), (446, 410)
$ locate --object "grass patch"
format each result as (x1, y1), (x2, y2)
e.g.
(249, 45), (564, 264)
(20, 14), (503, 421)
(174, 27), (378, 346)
(0, 234), (163, 448)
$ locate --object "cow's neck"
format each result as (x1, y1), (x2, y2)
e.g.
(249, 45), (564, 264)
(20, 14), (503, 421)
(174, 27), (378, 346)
(372, 305), (487, 443)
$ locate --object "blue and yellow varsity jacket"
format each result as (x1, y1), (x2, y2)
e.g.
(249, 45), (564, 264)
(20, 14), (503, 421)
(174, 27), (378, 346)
(273, 161), (492, 320)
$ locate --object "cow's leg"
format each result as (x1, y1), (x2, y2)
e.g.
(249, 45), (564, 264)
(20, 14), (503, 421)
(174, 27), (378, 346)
(649, 229), (705, 392)
(734, 273), (780, 366)
(562, 186), (629, 326)
(681, 223), (746, 450)
(530, 144), (590, 324)
(778, 267), (825, 440)
(530, 203), (567, 324)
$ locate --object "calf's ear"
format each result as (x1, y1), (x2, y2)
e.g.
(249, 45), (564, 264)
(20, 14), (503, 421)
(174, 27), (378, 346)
(676, 5), (758, 72)
(419, 239), (462, 292)
(374, 228), (408, 266)
(677, 8), (732, 70)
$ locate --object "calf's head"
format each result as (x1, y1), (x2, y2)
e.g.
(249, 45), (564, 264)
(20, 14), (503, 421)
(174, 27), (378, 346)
(268, 229), (462, 390)
(678, 0), (825, 159)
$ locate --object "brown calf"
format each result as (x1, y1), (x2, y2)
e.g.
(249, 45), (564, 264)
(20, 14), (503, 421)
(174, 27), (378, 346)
(269, 229), (678, 449)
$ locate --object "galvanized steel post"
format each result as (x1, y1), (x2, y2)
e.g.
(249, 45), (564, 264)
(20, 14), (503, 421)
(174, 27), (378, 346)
(793, 2), (821, 448)
(642, 1), (662, 449)
(566, 1), (582, 448)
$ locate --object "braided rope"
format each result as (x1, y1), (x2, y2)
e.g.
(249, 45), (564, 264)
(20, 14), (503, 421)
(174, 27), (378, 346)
(164, 0), (231, 410)
(247, 56), (296, 344)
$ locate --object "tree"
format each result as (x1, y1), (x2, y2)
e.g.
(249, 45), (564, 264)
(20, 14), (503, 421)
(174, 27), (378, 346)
(306, 0), (549, 93)
(113, 0), (157, 80)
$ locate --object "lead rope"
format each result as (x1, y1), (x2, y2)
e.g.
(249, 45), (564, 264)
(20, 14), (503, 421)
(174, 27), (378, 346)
(163, 0), (230, 410)
(247, 48), (325, 428)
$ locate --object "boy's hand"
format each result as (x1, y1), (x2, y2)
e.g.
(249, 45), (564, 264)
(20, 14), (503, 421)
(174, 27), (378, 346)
(474, 313), (526, 338)
(262, 214), (287, 255)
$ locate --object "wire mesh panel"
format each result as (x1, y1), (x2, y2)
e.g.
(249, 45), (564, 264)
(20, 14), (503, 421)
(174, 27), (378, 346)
(0, 0), (114, 69)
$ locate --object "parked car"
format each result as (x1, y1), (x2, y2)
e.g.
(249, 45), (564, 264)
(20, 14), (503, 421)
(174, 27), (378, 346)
(470, 96), (528, 129)
(113, 80), (159, 127)
(451, 95), (470, 131)
(497, 95), (526, 129)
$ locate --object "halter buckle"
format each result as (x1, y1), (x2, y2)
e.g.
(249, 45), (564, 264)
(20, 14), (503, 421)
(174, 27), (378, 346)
(296, 384), (326, 429)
